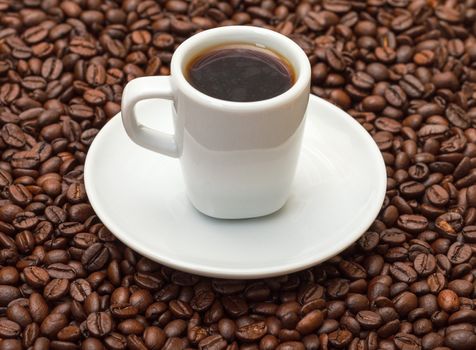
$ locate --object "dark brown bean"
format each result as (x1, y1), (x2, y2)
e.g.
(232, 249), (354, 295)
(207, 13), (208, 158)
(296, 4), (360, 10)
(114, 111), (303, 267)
(445, 330), (476, 350)
(235, 321), (267, 342)
(87, 312), (113, 337)
(70, 278), (92, 302)
(24, 266), (50, 288)
(40, 313), (68, 337)
(0, 319), (21, 338)
(144, 326), (166, 350)
(44, 278), (69, 301)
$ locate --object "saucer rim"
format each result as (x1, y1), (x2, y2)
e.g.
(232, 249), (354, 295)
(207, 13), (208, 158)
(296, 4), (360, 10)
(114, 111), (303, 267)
(84, 94), (386, 279)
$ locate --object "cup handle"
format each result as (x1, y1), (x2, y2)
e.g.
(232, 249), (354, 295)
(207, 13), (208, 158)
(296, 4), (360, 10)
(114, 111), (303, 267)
(121, 76), (179, 158)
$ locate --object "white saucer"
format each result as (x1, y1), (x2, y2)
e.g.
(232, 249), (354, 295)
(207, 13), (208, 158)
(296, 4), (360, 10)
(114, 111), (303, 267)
(84, 95), (386, 279)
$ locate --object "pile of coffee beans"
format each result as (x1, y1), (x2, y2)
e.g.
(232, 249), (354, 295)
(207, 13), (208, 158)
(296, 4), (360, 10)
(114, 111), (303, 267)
(1, 0), (476, 349)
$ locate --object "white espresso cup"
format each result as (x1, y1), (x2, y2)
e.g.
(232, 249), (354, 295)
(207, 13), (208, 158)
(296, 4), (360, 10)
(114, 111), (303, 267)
(121, 26), (311, 219)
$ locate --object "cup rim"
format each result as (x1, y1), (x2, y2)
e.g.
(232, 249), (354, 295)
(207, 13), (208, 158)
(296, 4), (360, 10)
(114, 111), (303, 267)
(171, 26), (311, 110)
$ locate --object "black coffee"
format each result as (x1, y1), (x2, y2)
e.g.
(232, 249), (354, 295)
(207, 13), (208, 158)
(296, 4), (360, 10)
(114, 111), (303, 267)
(186, 44), (294, 102)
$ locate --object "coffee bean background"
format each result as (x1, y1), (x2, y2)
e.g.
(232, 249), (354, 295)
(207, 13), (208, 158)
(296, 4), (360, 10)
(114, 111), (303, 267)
(1, 0), (476, 349)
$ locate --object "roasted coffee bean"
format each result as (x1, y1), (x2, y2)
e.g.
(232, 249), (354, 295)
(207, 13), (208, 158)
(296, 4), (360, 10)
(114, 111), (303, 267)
(47, 263), (76, 280)
(81, 243), (109, 271)
(447, 242), (472, 264)
(41, 58), (63, 81)
(426, 185), (449, 207)
(235, 321), (267, 342)
(83, 89), (106, 106)
(40, 313), (68, 337)
(390, 262), (417, 283)
(15, 230), (35, 254)
(198, 334), (227, 350)
(358, 231), (379, 251)
(81, 338), (105, 350)
(68, 104), (94, 120)
(9, 185), (33, 206)
(70, 278), (92, 302)
(29, 292), (48, 323)
(188, 325), (208, 344)
(399, 75), (424, 98)
(43, 278), (69, 301)
(144, 326), (166, 350)
(384, 85), (407, 107)
(103, 332), (126, 350)
(328, 329), (352, 348)
(0, 319), (21, 338)
(446, 104), (471, 129)
(57, 325), (81, 342)
(445, 330), (476, 350)
(222, 296), (248, 318)
(70, 37), (97, 57)
(6, 303), (32, 327)
(0, 266), (19, 285)
(13, 211), (38, 229)
(110, 303), (139, 318)
(164, 319), (186, 337)
(356, 310), (383, 329)
(413, 253), (436, 276)
(191, 290), (215, 311)
(394, 333), (421, 350)
(295, 310), (323, 335)
(24, 266), (50, 288)
(1, 124), (26, 148)
(130, 289), (153, 313)
(447, 279), (473, 297)
(217, 318), (235, 341)
(168, 299), (192, 318)
(397, 214), (428, 233)
(117, 319), (145, 335)
(440, 208), (464, 228)
(427, 273), (446, 293)
(393, 291), (418, 317)
(86, 312), (113, 337)
(325, 48), (346, 71)
(448, 309), (476, 325)
(351, 72), (375, 90)
(338, 261), (366, 279)
(0, 339), (22, 350)
(276, 341), (305, 350)
(22, 323), (40, 348)
(44, 206), (67, 224)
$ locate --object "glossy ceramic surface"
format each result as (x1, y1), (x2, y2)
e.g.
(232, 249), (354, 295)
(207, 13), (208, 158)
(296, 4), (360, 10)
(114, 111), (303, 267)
(121, 26), (311, 219)
(85, 95), (386, 279)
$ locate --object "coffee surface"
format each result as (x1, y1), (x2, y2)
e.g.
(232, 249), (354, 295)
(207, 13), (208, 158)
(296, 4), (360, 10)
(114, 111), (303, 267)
(187, 45), (294, 102)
